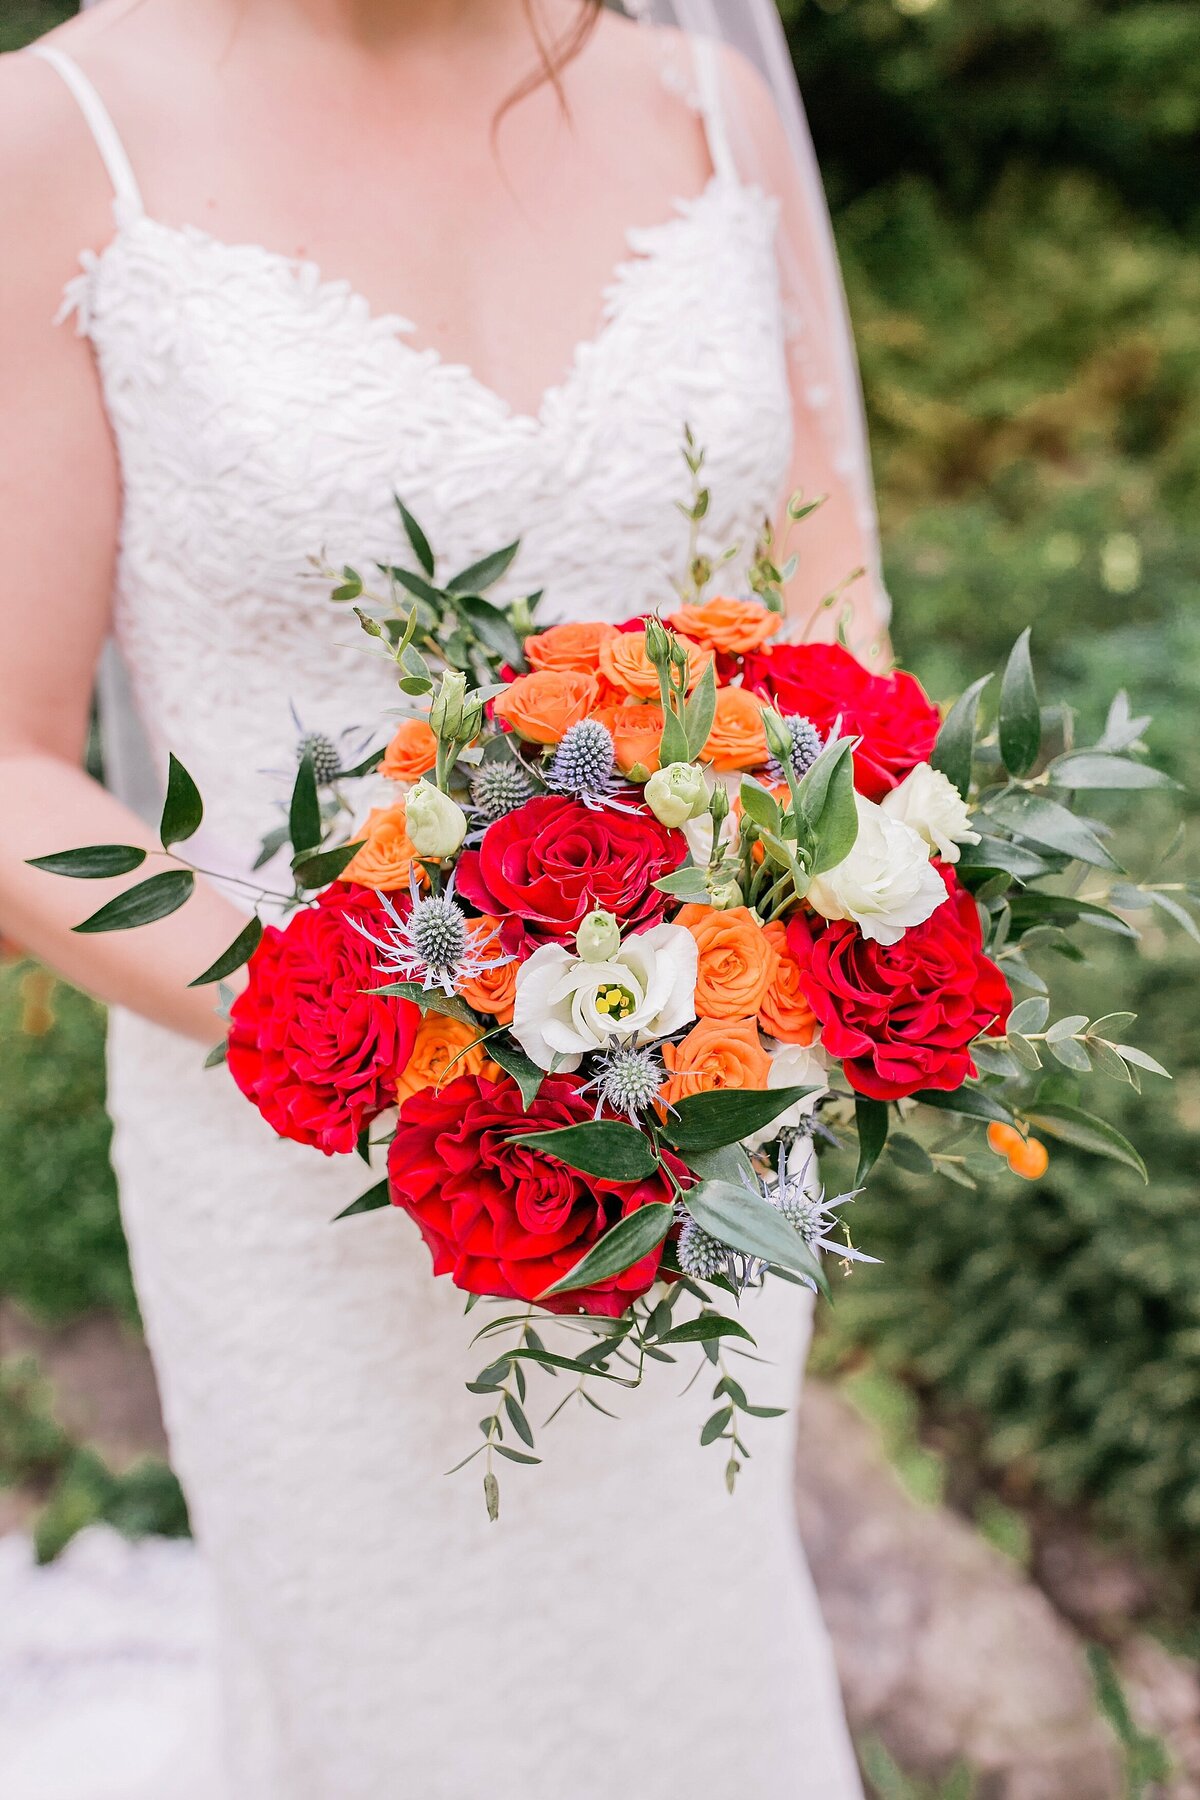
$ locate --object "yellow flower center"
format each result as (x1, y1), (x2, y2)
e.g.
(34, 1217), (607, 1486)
(594, 983), (637, 1021)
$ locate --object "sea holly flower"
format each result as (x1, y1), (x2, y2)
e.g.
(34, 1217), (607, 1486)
(582, 1043), (667, 1124)
(350, 878), (511, 1000)
(880, 761), (981, 864)
(512, 923), (698, 1072)
(765, 1143), (880, 1285)
(805, 793), (947, 946)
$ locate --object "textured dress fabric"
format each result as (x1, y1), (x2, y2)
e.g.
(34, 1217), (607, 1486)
(9, 40), (864, 1800)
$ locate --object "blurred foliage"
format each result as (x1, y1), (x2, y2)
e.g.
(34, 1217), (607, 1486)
(0, 959), (134, 1324)
(0, 1358), (188, 1563)
(0, 1), (73, 55)
(781, 0), (1200, 228)
(4, 0), (1200, 1593)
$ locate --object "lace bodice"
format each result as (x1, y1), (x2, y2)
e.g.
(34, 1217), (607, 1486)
(36, 39), (793, 870)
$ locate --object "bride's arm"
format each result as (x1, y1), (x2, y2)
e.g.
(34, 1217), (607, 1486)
(0, 61), (250, 1044)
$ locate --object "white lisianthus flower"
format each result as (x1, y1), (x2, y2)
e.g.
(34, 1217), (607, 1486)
(644, 762), (711, 829)
(806, 794), (948, 946)
(512, 924), (699, 1072)
(745, 1042), (829, 1152)
(880, 762), (981, 864)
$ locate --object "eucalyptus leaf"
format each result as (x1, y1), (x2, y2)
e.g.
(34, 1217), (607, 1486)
(984, 791), (1120, 871)
(1115, 1045), (1171, 1080)
(1047, 1036), (1092, 1073)
(27, 844), (147, 880)
(683, 1179), (829, 1298)
(998, 628), (1040, 777)
(74, 870), (195, 934)
(1024, 1103), (1147, 1182)
(932, 673), (992, 799)
(509, 1120), (661, 1182)
(1008, 995), (1050, 1035)
(1049, 752), (1174, 791)
(656, 1314), (755, 1347)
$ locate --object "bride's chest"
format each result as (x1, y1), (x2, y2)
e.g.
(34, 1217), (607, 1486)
(75, 181), (793, 625)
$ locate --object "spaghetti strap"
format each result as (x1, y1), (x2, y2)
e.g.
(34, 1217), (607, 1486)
(28, 43), (145, 215)
(690, 34), (739, 186)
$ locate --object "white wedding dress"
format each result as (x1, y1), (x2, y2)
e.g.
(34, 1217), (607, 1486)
(3, 38), (863, 1800)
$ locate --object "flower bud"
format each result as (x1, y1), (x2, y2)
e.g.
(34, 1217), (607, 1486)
(643, 617), (672, 670)
(761, 705), (795, 769)
(576, 910), (622, 964)
(405, 781), (468, 859)
(708, 783), (731, 829)
(429, 671), (468, 742)
(644, 762), (711, 829)
(708, 877), (745, 911)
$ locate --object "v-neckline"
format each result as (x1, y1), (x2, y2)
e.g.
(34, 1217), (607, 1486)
(89, 174), (767, 429)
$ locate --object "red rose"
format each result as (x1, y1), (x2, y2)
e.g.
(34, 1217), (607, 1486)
(789, 869), (1011, 1101)
(456, 795), (686, 949)
(228, 885), (419, 1155)
(389, 1073), (678, 1314)
(743, 642), (941, 800)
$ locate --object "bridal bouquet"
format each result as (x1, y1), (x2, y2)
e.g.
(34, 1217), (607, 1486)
(34, 460), (1185, 1515)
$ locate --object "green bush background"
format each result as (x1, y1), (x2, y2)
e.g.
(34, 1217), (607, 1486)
(3, 0), (1199, 1588)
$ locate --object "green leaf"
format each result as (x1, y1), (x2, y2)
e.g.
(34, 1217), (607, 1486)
(984, 791), (1120, 871)
(1147, 890), (1200, 945)
(957, 835), (1056, 880)
(854, 1096), (889, 1186)
(492, 1445), (541, 1467)
(701, 1407), (733, 1446)
(1024, 1103), (1148, 1182)
(73, 870), (195, 934)
(159, 754), (204, 849)
(1047, 1036), (1092, 1073)
(369, 981), (476, 1025)
(1048, 752), (1174, 791)
(657, 1314), (755, 1347)
(932, 674), (992, 799)
(739, 777), (782, 832)
(445, 541), (521, 595)
(333, 1179), (390, 1222)
(794, 736), (855, 835)
(27, 844), (148, 880)
(653, 866), (716, 903)
(683, 659), (718, 761)
(998, 627), (1040, 777)
(188, 915), (263, 986)
(662, 1086), (818, 1155)
(1007, 891), (1137, 937)
(451, 594), (524, 668)
(915, 1085), (1016, 1126)
(509, 1120), (660, 1182)
(485, 1039), (546, 1108)
(388, 566), (445, 608)
(292, 841), (363, 890)
(807, 741), (860, 876)
(288, 751), (322, 855)
(888, 1133), (935, 1176)
(684, 1143), (758, 1189)
(1115, 1045), (1171, 1080)
(683, 1179), (829, 1297)
(657, 705), (692, 770)
(503, 1393), (535, 1447)
(203, 1038), (228, 1070)
(1008, 995), (1050, 1035)
(394, 495), (435, 578)
(537, 1202), (674, 1299)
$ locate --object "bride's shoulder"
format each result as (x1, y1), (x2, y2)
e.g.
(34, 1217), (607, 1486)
(591, 12), (791, 147)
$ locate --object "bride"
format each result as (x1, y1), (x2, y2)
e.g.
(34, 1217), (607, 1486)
(0, 0), (889, 1794)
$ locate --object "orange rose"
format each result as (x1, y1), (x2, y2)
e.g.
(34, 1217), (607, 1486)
(599, 629), (714, 701)
(703, 686), (769, 772)
(457, 915), (518, 1024)
(342, 803), (426, 892)
(593, 698), (665, 776)
(397, 1015), (486, 1106)
(759, 920), (819, 1046)
(677, 904), (779, 1021)
(666, 596), (780, 656)
(381, 717), (439, 784)
(525, 621), (618, 676)
(493, 670), (599, 745)
(660, 1017), (773, 1108)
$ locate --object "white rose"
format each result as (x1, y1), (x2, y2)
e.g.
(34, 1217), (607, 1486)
(745, 1042), (829, 1152)
(880, 762), (981, 864)
(512, 923), (698, 1072)
(806, 794), (948, 946)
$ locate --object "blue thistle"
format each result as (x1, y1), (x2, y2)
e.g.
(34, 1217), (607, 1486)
(766, 714), (824, 785)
